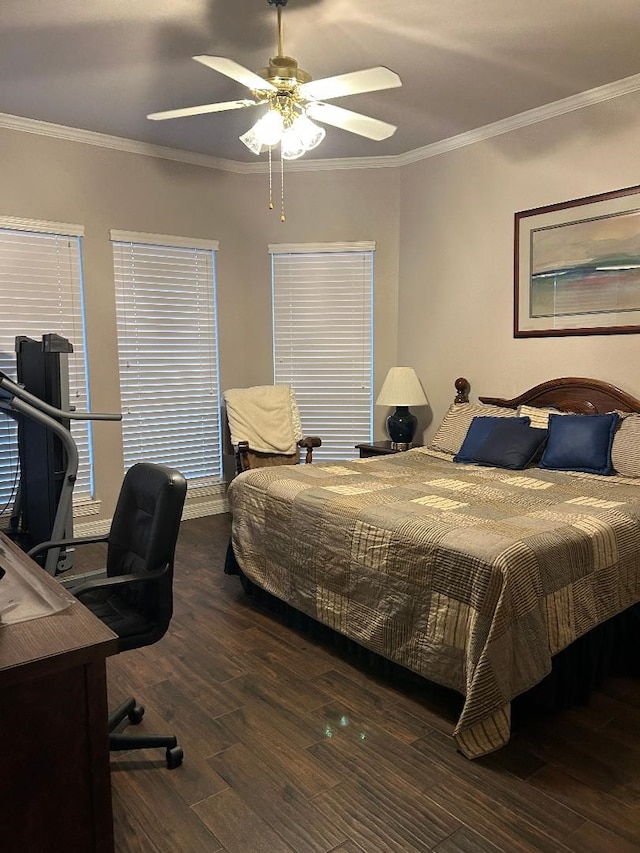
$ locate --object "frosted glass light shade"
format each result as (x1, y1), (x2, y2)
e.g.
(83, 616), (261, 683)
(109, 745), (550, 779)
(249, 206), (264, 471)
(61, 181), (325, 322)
(239, 125), (266, 155)
(376, 367), (428, 406)
(281, 115), (326, 160)
(280, 126), (306, 160)
(296, 115), (326, 150)
(255, 110), (284, 145)
(240, 110), (326, 160)
(239, 110), (285, 153)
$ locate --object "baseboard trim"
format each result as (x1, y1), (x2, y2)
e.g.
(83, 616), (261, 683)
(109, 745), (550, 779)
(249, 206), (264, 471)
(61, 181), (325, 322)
(74, 496), (229, 537)
(182, 496), (229, 520)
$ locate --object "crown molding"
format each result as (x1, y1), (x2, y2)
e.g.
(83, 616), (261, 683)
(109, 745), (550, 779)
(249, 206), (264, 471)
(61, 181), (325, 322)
(0, 112), (246, 173)
(0, 110), (394, 173)
(1, 72), (639, 174)
(263, 153), (399, 172)
(395, 71), (640, 167)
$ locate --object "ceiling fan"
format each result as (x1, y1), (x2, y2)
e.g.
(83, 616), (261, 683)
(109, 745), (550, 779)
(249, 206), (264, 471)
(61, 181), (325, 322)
(147, 0), (402, 159)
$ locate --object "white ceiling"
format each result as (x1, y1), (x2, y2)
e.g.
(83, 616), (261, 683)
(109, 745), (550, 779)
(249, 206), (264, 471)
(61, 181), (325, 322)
(2, 0), (640, 164)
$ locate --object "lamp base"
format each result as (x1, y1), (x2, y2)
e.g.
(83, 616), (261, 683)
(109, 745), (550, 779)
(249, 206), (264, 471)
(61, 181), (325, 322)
(386, 406), (417, 446)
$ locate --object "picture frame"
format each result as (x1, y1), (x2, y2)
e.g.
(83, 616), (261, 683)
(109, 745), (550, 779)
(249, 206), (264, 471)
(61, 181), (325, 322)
(514, 184), (640, 337)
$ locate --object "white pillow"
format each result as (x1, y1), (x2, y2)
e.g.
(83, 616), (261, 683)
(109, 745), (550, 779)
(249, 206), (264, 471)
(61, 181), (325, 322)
(516, 404), (567, 429)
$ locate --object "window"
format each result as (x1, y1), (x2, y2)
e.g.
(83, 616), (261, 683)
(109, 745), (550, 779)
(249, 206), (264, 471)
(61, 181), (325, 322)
(270, 242), (374, 460)
(0, 217), (92, 511)
(111, 231), (221, 483)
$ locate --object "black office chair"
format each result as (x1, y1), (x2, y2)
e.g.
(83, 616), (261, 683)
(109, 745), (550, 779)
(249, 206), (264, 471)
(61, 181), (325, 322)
(29, 462), (187, 769)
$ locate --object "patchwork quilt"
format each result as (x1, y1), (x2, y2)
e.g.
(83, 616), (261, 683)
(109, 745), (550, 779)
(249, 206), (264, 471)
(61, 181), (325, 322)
(228, 448), (640, 758)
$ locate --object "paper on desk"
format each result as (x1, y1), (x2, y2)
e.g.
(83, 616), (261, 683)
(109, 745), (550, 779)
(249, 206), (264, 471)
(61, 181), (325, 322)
(0, 560), (72, 625)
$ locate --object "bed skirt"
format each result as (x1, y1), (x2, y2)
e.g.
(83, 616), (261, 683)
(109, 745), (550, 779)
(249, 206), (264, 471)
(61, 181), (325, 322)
(224, 541), (640, 727)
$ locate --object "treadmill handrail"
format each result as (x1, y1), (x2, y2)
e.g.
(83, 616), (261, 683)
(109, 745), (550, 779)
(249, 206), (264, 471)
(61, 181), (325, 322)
(0, 395), (80, 575)
(0, 372), (121, 422)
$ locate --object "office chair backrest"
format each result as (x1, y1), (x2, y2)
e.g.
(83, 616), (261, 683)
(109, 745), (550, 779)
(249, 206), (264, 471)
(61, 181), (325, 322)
(107, 462), (187, 650)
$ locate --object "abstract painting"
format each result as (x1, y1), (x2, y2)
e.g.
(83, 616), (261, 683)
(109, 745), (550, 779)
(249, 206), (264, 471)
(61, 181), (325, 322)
(515, 185), (640, 337)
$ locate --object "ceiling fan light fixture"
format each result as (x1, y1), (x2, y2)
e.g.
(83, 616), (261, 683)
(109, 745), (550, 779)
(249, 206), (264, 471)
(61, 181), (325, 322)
(255, 110), (285, 145)
(151, 0), (401, 219)
(296, 114), (326, 151)
(239, 125), (267, 155)
(239, 108), (285, 153)
(281, 115), (325, 159)
(280, 131), (305, 160)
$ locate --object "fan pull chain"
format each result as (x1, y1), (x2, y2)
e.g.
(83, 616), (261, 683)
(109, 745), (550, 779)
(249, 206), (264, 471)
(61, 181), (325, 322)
(268, 146), (274, 210)
(280, 152), (286, 222)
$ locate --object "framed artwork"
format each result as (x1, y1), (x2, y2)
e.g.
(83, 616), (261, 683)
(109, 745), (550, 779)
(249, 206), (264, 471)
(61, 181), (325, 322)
(514, 184), (640, 337)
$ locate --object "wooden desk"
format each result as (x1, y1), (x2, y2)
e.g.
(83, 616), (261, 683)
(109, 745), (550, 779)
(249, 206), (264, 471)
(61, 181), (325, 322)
(0, 533), (118, 853)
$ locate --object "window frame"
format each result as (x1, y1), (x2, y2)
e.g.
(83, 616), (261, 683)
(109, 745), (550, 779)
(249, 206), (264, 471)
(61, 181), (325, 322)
(0, 216), (93, 512)
(270, 241), (375, 460)
(111, 229), (222, 485)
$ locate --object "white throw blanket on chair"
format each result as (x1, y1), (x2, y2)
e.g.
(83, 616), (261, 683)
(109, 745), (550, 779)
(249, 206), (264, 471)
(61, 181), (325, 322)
(224, 385), (303, 455)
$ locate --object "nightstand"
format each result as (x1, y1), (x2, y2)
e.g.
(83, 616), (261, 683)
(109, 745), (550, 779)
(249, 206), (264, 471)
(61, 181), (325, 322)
(355, 440), (423, 458)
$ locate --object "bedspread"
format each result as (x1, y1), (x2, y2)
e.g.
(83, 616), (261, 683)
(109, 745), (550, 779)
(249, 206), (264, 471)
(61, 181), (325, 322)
(228, 448), (640, 758)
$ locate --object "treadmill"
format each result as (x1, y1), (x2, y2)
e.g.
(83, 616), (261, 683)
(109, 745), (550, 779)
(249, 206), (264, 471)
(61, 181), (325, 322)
(0, 334), (120, 575)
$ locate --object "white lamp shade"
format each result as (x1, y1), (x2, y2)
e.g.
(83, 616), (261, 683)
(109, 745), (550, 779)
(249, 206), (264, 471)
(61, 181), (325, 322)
(376, 367), (428, 406)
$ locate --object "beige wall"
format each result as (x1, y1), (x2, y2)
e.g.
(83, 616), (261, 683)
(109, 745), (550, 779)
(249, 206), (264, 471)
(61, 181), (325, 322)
(398, 90), (640, 444)
(0, 127), (399, 517)
(4, 85), (639, 518)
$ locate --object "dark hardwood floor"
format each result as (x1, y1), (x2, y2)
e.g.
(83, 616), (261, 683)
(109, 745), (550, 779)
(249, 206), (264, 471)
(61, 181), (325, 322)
(105, 514), (640, 852)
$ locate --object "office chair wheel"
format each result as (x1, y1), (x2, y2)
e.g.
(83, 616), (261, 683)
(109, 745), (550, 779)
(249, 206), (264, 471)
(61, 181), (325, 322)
(128, 704), (145, 724)
(166, 745), (184, 769)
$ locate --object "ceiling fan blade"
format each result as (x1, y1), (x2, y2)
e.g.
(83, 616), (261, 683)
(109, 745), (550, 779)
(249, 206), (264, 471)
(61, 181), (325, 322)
(147, 99), (260, 121)
(306, 102), (396, 141)
(192, 55), (277, 92)
(299, 66), (401, 102)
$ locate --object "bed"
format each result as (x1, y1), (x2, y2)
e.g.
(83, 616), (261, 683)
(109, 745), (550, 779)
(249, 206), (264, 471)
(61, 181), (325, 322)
(225, 376), (640, 759)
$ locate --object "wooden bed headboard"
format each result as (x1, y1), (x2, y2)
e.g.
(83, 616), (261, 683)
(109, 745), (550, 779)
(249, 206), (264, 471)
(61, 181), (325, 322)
(454, 376), (640, 415)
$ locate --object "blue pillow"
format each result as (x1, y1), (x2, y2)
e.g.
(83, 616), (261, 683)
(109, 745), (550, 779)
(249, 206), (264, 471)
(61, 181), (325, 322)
(454, 416), (530, 463)
(539, 412), (620, 474)
(473, 420), (548, 470)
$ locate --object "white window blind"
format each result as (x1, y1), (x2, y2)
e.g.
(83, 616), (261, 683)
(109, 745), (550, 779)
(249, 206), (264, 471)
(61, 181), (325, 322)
(0, 218), (92, 511)
(270, 243), (374, 460)
(112, 231), (222, 483)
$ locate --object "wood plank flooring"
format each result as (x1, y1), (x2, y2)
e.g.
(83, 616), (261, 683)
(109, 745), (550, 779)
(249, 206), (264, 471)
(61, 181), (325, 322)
(105, 514), (640, 852)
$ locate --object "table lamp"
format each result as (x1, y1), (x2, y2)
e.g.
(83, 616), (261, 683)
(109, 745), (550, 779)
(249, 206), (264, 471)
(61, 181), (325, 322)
(376, 367), (428, 449)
